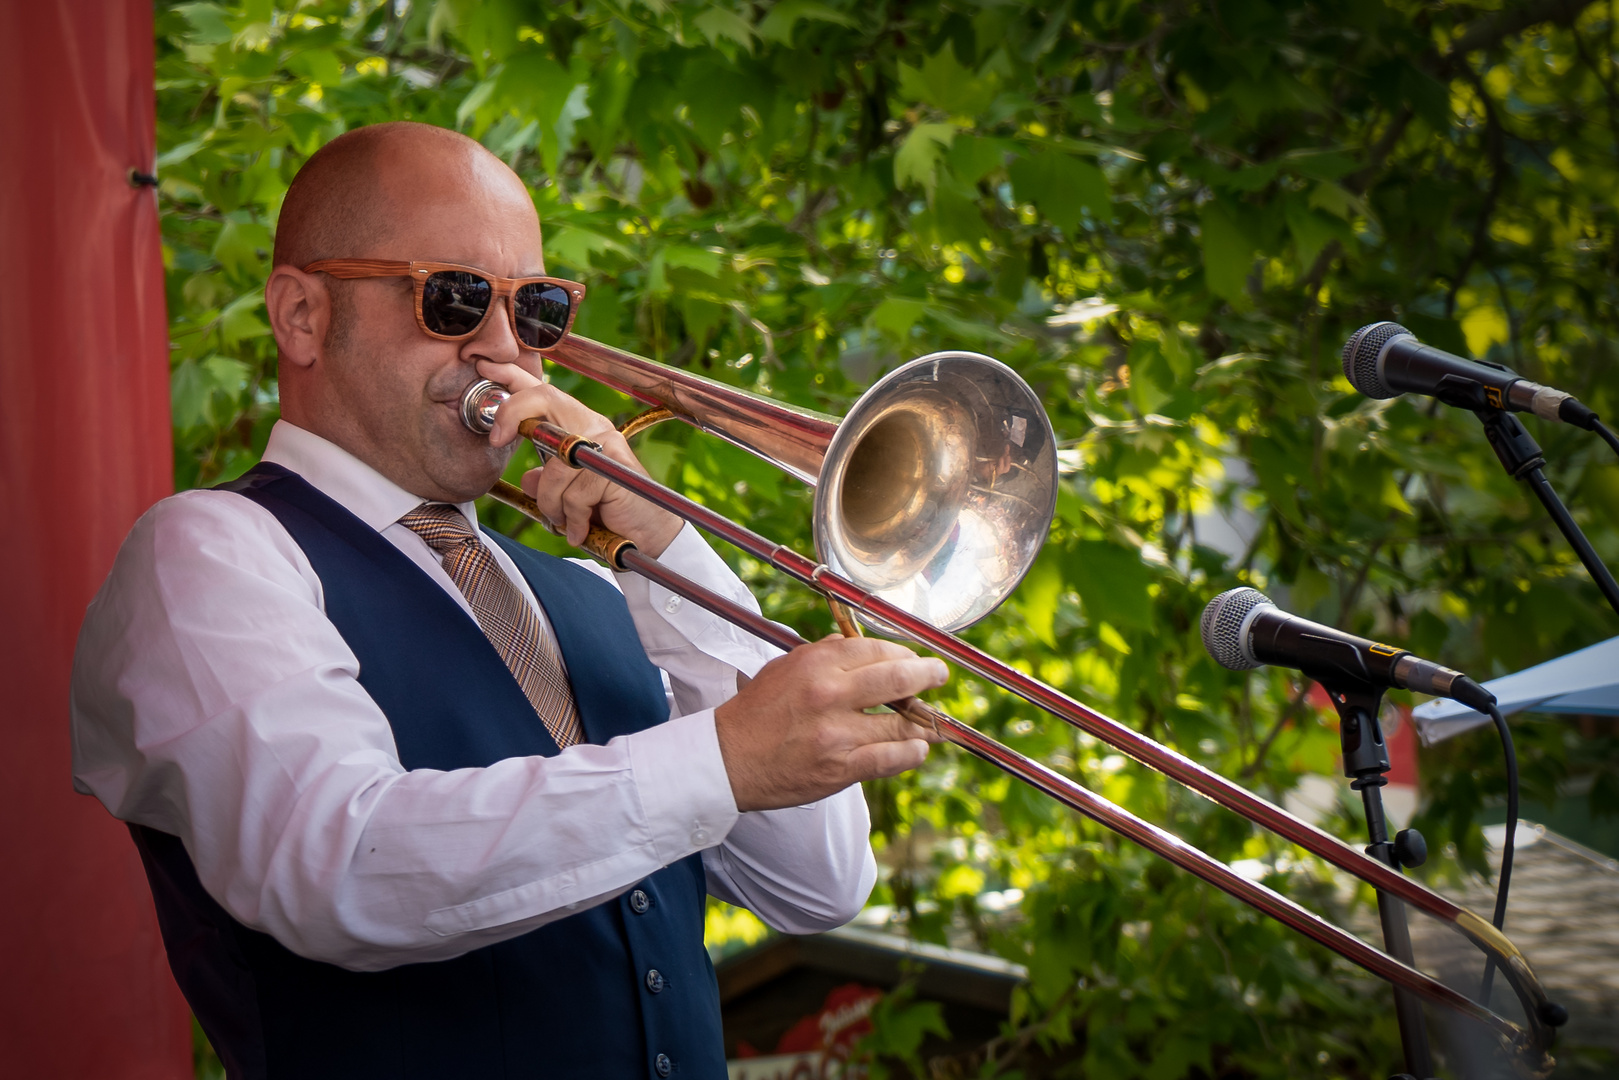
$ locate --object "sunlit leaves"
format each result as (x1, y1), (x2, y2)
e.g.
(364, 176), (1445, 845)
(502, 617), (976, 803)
(893, 122), (954, 200)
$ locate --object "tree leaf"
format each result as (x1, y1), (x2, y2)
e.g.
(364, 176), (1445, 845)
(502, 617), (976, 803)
(1461, 305), (1511, 355)
(1066, 541), (1154, 630)
(1009, 149), (1109, 232)
(211, 219), (271, 278)
(1283, 195), (1342, 272)
(542, 226), (631, 271)
(494, 49), (574, 134)
(893, 122), (955, 199)
(755, 0), (854, 45)
(1199, 201), (1252, 303)
(897, 47), (998, 116)
(1401, 62), (1451, 130)
(868, 296), (927, 338)
(692, 8), (756, 52)
(946, 134), (1012, 185)
(286, 48), (343, 87)
(679, 60), (756, 150)
(219, 293), (269, 346)
(1018, 549), (1064, 648)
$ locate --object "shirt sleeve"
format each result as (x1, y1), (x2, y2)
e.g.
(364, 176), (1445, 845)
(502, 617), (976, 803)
(70, 496), (875, 970)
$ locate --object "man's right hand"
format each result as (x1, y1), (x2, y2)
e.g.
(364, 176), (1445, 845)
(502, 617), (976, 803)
(714, 637), (948, 812)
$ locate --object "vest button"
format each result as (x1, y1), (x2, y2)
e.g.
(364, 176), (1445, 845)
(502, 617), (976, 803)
(654, 1053), (672, 1077)
(645, 968), (665, 994)
(629, 889), (651, 914)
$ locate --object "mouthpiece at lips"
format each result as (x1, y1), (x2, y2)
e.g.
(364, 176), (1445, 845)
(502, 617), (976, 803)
(460, 379), (511, 434)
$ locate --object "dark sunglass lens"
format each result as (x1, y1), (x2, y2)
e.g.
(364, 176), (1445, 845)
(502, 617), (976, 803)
(513, 283), (572, 348)
(421, 271), (492, 336)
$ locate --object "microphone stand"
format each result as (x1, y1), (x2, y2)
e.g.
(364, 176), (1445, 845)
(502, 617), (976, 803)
(1471, 407), (1619, 618)
(1321, 681), (1436, 1080)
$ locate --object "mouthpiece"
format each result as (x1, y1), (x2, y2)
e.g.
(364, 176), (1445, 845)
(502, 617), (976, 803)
(460, 379), (510, 434)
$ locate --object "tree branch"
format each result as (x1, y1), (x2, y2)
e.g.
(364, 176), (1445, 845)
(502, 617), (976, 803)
(1335, 538), (1386, 628)
(1442, 0), (1597, 67)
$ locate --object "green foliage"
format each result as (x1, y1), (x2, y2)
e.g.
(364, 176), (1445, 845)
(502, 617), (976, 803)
(155, 0), (1619, 1075)
(851, 971), (954, 1080)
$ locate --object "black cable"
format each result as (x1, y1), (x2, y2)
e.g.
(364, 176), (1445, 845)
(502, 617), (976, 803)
(1596, 418), (1619, 463)
(1478, 701), (1519, 1004)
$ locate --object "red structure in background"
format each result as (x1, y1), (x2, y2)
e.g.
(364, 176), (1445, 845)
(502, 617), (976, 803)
(1386, 704), (1420, 789)
(0, 2), (190, 1075)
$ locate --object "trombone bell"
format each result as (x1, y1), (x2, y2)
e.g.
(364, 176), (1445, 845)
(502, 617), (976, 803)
(816, 353), (1056, 631)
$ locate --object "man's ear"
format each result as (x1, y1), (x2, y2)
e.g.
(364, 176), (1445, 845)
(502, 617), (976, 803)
(265, 266), (330, 370)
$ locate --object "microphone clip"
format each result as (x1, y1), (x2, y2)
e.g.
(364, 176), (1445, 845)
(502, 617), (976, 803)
(1474, 407), (1548, 480)
(1319, 680), (1394, 782)
(1432, 371), (1497, 411)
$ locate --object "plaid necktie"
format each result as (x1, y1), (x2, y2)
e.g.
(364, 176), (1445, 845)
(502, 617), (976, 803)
(398, 503), (583, 749)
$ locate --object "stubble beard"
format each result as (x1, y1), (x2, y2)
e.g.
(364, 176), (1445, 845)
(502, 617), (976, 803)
(420, 363), (515, 501)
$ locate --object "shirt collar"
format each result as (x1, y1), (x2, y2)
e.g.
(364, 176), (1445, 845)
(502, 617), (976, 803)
(261, 420), (482, 532)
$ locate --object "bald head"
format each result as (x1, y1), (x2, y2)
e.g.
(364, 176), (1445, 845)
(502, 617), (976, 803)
(265, 121), (550, 502)
(273, 122), (532, 268)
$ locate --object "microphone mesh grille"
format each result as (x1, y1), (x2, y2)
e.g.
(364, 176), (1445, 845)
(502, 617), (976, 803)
(1200, 587), (1273, 671)
(1341, 321), (1410, 399)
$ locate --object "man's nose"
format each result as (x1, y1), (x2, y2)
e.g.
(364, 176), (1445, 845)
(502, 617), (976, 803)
(463, 295), (521, 365)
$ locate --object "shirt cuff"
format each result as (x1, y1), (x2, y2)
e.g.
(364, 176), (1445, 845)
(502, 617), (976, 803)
(616, 523), (780, 678)
(626, 708), (740, 862)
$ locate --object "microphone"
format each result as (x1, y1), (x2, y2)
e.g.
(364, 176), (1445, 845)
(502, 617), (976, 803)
(1342, 322), (1599, 430)
(1200, 587), (1493, 712)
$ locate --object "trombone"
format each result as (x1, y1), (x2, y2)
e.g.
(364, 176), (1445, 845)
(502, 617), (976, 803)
(461, 336), (1562, 1075)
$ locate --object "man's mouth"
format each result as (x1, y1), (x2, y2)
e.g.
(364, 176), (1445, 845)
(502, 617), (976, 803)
(431, 377), (489, 416)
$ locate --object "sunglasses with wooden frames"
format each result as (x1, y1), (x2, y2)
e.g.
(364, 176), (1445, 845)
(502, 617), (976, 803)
(301, 259), (587, 351)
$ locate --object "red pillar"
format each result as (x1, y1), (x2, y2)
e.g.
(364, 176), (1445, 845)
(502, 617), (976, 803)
(0, 1), (190, 1076)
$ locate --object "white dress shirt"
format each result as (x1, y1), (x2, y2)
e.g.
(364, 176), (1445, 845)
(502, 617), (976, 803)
(70, 421), (876, 972)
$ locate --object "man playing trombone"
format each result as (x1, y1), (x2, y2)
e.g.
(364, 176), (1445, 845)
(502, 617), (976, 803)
(70, 121), (945, 1079)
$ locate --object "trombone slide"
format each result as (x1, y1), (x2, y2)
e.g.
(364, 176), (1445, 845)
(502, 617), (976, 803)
(485, 424), (1557, 1075)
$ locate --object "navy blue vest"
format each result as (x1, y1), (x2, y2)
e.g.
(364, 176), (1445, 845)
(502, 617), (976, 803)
(130, 463), (725, 1079)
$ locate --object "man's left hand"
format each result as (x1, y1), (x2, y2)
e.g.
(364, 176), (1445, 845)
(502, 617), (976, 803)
(479, 359), (684, 558)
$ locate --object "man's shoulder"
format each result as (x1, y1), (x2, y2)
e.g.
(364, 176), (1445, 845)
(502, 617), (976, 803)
(114, 483), (310, 582)
(138, 482), (284, 536)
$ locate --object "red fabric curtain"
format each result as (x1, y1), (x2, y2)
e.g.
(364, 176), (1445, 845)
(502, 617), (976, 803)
(0, 1), (189, 1075)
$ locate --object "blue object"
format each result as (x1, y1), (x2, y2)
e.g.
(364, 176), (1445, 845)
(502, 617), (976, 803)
(1411, 635), (1619, 744)
(131, 463), (722, 1079)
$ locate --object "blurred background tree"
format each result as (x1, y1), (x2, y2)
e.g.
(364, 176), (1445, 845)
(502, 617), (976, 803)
(153, 0), (1619, 1076)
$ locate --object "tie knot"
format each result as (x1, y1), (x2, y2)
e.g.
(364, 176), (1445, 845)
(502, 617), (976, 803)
(399, 503), (479, 554)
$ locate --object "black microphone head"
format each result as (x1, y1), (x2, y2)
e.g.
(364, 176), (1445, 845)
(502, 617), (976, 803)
(1341, 322), (1412, 400)
(1200, 587), (1274, 671)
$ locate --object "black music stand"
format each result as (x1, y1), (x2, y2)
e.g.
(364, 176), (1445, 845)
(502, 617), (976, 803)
(1321, 681), (1436, 1080)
